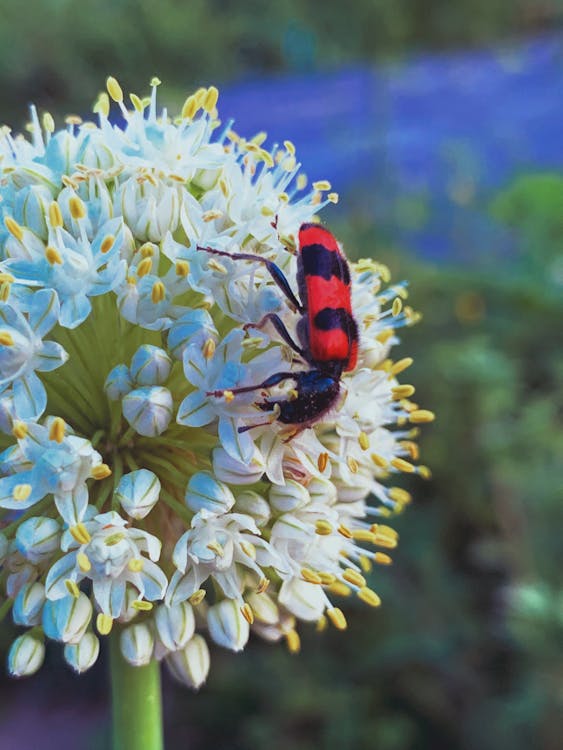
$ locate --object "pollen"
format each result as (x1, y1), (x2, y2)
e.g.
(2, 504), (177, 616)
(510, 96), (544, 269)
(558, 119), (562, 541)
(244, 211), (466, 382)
(132, 600), (153, 611)
(91, 464), (112, 480)
(301, 567), (323, 584)
(13, 484), (32, 502)
(241, 603), (254, 625)
(175, 260), (190, 277)
(317, 452), (329, 472)
(151, 281), (165, 303)
(202, 338), (216, 359)
(106, 76), (124, 104)
(45, 246), (63, 265)
(343, 568), (367, 588)
(137, 257), (153, 277)
(409, 409), (436, 424)
(358, 431), (370, 451)
(315, 520), (333, 536)
(358, 587), (382, 607)
(0, 331), (14, 346)
(97, 613), (113, 635)
(70, 523), (91, 545)
(12, 421), (28, 439)
(222, 390), (235, 403)
(48, 201), (64, 228)
(49, 417), (66, 443)
(285, 629), (301, 654)
(391, 457), (416, 473)
(77, 552), (91, 572)
(327, 607), (347, 630)
(65, 579), (80, 598)
(189, 589), (206, 605)
(4, 216), (24, 241)
(69, 195), (86, 220)
(100, 235), (115, 254)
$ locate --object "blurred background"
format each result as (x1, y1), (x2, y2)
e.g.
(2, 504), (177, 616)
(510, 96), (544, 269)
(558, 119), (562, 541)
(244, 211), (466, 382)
(1, 1), (562, 748)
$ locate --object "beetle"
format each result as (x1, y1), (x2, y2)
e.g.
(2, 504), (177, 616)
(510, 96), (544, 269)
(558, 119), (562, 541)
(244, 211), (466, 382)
(198, 222), (358, 432)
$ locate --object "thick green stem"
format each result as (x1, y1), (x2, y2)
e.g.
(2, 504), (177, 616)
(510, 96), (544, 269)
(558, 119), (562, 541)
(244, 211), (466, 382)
(110, 631), (164, 750)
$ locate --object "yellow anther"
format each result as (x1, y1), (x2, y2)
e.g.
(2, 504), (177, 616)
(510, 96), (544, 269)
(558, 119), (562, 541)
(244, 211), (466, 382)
(297, 174), (308, 190)
(342, 568), (367, 588)
(77, 552), (91, 572)
(315, 520), (333, 536)
(4, 216), (24, 241)
(45, 246), (63, 265)
(371, 453), (389, 469)
(391, 457), (416, 474)
(12, 421), (28, 440)
(91, 463), (112, 480)
(328, 582), (352, 597)
(129, 93), (144, 112)
(65, 115), (83, 126)
(240, 541), (256, 560)
(132, 600), (153, 611)
(313, 180), (331, 191)
(358, 431), (370, 451)
(351, 529), (377, 543)
(283, 140), (295, 155)
(409, 409), (436, 424)
(206, 258), (227, 273)
(175, 260), (190, 277)
(258, 149), (274, 167)
(70, 523), (91, 545)
(69, 195), (86, 220)
(359, 555), (373, 573)
(202, 209), (223, 222)
(49, 201), (64, 228)
(137, 257), (153, 277)
(317, 452), (329, 473)
(13, 484), (32, 502)
(376, 329), (394, 344)
(316, 615), (328, 632)
(65, 579), (80, 598)
(256, 578), (270, 594)
(373, 535), (398, 550)
(282, 155), (296, 172)
(241, 602), (254, 625)
(0, 283), (11, 302)
(222, 390), (235, 403)
(105, 532), (126, 546)
(278, 192), (289, 203)
(202, 338), (216, 359)
(193, 87), (207, 108)
(388, 487), (412, 505)
(127, 558), (144, 573)
(318, 572), (336, 585)
(288, 388), (299, 401)
(418, 465), (432, 480)
(100, 235), (115, 254)
(338, 524), (353, 539)
(150, 76), (161, 87)
(97, 613), (113, 635)
(151, 281), (165, 303)
(392, 384), (416, 399)
(399, 440), (420, 461)
(374, 552), (393, 565)
(0, 273), (15, 284)
(285, 629), (301, 654)
(206, 540), (224, 557)
(203, 86), (219, 113)
(93, 92), (110, 118)
(188, 589), (206, 605)
(358, 587), (382, 607)
(390, 357), (413, 376)
(181, 95), (199, 120)
(0, 331), (14, 346)
(392, 297), (403, 316)
(49, 417), (65, 443)
(301, 567), (323, 585)
(372, 524), (398, 540)
(327, 192), (339, 204)
(43, 112), (55, 133)
(346, 456), (359, 474)
(106, 76), (124, 103)
(327, 607), (347, 630)
(140, 243), (154, 258)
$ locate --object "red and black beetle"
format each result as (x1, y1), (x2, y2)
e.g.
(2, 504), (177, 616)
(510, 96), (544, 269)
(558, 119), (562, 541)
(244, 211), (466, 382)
(199, 222), (358, 431)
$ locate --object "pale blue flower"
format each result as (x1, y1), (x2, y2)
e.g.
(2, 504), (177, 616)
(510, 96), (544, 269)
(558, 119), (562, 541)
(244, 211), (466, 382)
(129, 345), (172, 386)
(122, 386), (173, 437)
(115, 469), (161, 519)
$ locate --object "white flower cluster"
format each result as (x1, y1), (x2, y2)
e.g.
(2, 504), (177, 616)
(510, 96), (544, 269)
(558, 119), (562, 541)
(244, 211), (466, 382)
(0, 79), (433, 688)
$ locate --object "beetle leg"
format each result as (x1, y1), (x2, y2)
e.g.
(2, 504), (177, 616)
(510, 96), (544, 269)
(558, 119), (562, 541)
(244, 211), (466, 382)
(244, 313), (305, 358)
(207, 371), (297, 399)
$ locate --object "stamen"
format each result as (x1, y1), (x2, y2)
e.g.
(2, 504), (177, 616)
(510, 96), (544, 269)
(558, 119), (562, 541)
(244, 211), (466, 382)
(65, 579), (80, 598)
(93, 93), (110, 117)
(328, 192), (339, 203)
(240, 603), (254, 625)
(240, 541), (256, 560)
(301, 568), (322, 584)
(69, 195), (86, 220)
(342, 568), (366, 588)
(392, 384), (415, 399)
(313, 180), (331, 191)
(137, 257), (153, 277)
(358, 432), (370, 451)
(175, 260), (190, 276)
(326, 607), (347, 630)
(70, 523), (91, 545)
(106, 76), (124, 103)
(203, 86), (219, 114)
(49, 417), (65, 443)
(206, 540), (224, 557)
(316, 615), (328, 632)
(351, 529), (376, 543)
(132, 600), (153, 611)
(130, 93), (144, 112)
(392, 297), (403, 316)
(151, 281), (165, 303)
(181, 95), (199, 120)
(409, 409), (436, 424)
(43, 112), (55, 133)
(77, 552), (91, 572)
(391, 457), (416, 473)
(0, 331), (14, 346)
(285, 629), (301, 654)
(317, 452), (329, 472)
(189, 589), (206, 605)
(328, 582), (351, 597)
(388, 487), (411, 505)
(256, 578), (270, 594)
(45, 246), (63, 265)
(371, 453), (389, 468)
(418, 465), (432, 480)
(12, 421), (28, 439)
(374, 552), (392, 565)
(315, 520), (333, 536)
(97, 613), (113, 635)
(338, 524), (353, 539)
(104, 532), (126, 546)
(128, 558), (144, 572)
(222, 390), (234, 403)
(91, 464), (112, 480)
(346, 456), (359, 474)
(359, 555), (373, 573)
(13, 484), (32, 502)
(4, 216), (24, 241)
(202, 338), (216, 359)
(48, 201), (64, 228)
(202, 209), (223, 222)
(318, 572), (336, 585)
(389, 357), (413, 376)
(357, 587), (381, 607)
(376, 329), (394, 344)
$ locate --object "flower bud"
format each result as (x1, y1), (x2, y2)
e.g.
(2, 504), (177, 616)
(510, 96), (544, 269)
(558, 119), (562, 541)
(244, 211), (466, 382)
(246, 591), (279, 625)
(14, 184), (53, 241)
(278, 578), (326, 621)
(269, 480), (310, 512)
(165, 634), (210, 689)
(120, 623), (154, 666)
(15, 517), (61, 564)
(168, 310), (217, 361)
(116, 469), (161, 519)
(130, 345), (172, 386)
(8, 634), (45, 677)
(213, 445), (266, 485)
(155, 601), (195, 652)
(308, 476), (338, 505)
(207, 598), (249, 652)
(13, 581), (46, 626)
(104, 364), (133, 400)
(185, 472), (235, 515)
(122, 386), (173, 437)
(64, 632), (100, 673)
(42, 592), (93, 644)
(234, 491), (271, 528)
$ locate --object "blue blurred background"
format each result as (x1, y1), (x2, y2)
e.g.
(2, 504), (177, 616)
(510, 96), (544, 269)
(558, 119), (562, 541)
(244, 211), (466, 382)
(1, 2), (562, 748)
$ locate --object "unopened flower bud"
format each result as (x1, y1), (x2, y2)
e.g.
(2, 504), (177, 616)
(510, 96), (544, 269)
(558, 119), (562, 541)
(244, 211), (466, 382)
(122, 386), (173, 437)
(165, 634), (210, 689)
(120, 623), (154, 666)
(185, 472), (235, 515)
(269, 480), (310, 512)
(116, 469), (161, 519)
(213, 446), (266, 485)
(64, 632), (100, 673)
(42, 592), (93, 644)
(155, 601), (195, 652)
(234, 491), (271, 527)
(246, 591), (279, 625)
(207, 598), (249, 652)
(104, 364), (133, 400)
(13, 581), (46, 626)
(130, 345), (172, 386)
(15, 517), (61, 564)
(8, 633), (45, 677)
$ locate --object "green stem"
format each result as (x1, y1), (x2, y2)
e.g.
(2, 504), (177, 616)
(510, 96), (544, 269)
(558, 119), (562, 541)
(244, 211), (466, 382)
(110, 631), (164, 750)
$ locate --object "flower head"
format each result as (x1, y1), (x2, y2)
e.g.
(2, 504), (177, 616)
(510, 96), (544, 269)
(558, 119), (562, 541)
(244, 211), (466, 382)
(0, 78), (433, 686)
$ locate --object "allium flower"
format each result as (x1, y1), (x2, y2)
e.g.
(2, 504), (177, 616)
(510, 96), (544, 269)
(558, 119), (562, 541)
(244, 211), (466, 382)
(0, 78), (434, 689)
